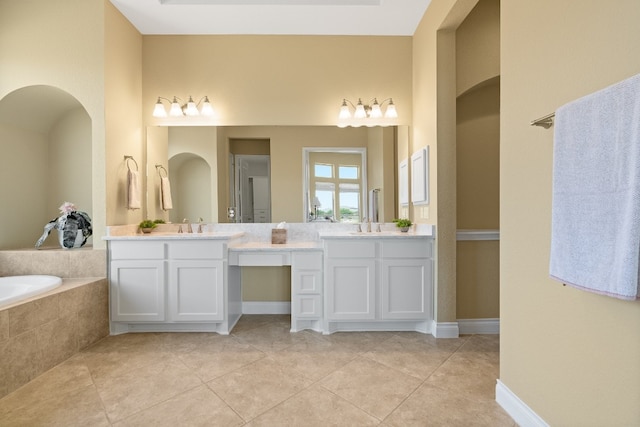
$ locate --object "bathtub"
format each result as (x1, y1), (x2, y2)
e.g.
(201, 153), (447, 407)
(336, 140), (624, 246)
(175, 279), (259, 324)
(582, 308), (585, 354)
(0, 275), (62, 308)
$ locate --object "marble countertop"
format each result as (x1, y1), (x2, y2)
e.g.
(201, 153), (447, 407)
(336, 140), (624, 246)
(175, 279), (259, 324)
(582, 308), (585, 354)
(318, 231), (433, 239)
(228, 241), (322, 251)
(103, 231), (245, 241)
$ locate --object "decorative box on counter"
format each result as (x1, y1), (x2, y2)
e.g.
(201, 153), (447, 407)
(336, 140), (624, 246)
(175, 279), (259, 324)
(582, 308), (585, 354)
(272, 229), (287, 244)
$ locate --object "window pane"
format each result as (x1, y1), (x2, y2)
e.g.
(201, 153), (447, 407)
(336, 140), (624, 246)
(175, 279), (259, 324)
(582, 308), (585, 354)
(339, 184), (360, 223)
(314, 183), (334, 219)
(314, 163), (333, 178)
(339, 165), (358, 179)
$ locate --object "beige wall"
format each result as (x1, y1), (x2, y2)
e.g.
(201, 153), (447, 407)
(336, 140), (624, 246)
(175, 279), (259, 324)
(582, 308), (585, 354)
(166, 127), (218, 223)
(456, 240), (499, 318)
(456, 81), (499, 229)
(0, 0), (106, 249)
(142, 35), (412, 127)
(105, 0), (143, 235)
(413, 0), (480, 324)
(454, 0), (500, 321)
(455, 0), (500, 97)
(367, 127), (397, 222)
(0, 124), (49, 248)
(501, 0), (640, 425)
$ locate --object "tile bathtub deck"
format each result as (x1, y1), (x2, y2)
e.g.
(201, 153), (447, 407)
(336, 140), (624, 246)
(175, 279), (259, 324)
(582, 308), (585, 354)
(0, 315), (515, 426)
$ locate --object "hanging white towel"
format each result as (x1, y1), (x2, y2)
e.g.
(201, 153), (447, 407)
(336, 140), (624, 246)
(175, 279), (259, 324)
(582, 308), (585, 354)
(549, 73), (640, 300)
(127, 169), (141, 210)
(160, 176), (173, 211)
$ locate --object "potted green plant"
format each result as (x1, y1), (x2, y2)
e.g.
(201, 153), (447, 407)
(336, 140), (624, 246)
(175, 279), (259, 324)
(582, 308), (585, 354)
(393, 218), (413, 232)
(139, 219), (157, 234)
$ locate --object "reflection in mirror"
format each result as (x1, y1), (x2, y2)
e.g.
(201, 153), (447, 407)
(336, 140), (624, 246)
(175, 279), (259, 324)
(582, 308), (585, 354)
(146, 126), (407, 223)
(304, 148), (367, 223)
(167, 153), (211, 224)
(229, 138), (270, 223)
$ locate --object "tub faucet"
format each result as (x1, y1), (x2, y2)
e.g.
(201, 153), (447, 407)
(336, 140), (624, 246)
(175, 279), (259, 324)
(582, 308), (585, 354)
(183, 218), (192, 233)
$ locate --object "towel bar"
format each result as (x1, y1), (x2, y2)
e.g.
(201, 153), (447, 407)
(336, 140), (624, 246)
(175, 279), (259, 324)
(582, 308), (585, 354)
(530, 112), (555, 129)
(155, 164), (168, 178)
(124, 155), (138, 171)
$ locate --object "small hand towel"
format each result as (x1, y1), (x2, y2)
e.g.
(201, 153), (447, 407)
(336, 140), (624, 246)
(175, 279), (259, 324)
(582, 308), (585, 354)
(549, 73), (640, 300)
(127, 169), (141, 210)
(160, 176), (173, 211)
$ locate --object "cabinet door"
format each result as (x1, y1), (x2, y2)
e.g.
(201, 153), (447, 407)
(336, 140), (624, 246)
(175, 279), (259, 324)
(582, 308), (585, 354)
(168, 260), (224, 322)
(110, 260), (165, 322)
(381, 259), (432, 320)
(326, 258), (376, 320)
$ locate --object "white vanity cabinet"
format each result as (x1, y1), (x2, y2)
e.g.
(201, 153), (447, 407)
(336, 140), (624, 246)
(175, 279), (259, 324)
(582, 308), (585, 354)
(108, 237), (239, 335)
(291, 251), (323, 332)
(167, 241), (225, 322)
(322, 235), (433, 334)
(325, 240), (377, 321)
(110, 241), (166, 322)
(380, 239), (432, 320)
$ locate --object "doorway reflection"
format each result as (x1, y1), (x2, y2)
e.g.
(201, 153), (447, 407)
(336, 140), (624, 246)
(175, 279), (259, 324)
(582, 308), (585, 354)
(229, 138), (270, 223)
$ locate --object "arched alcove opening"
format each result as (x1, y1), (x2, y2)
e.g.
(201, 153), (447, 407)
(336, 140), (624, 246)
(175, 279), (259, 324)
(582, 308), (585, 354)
(0, 85), (92, 249)
(168, 153), (212, 224)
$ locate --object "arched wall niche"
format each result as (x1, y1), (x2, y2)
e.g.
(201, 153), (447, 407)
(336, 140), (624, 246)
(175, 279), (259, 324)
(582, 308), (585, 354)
(167, 152), (212, 225)
(0, 85), (92, 249)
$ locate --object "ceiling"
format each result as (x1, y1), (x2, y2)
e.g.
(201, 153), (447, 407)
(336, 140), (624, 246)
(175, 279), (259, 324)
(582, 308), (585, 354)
(109, 0), (432, 36)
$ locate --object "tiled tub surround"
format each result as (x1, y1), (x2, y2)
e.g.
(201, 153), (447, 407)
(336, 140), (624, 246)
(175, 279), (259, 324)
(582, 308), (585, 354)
(0, 248), (108, 399)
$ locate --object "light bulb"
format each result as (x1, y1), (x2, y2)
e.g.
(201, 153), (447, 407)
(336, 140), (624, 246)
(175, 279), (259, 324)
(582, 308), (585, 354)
(369, 98), (382, 118)
(152, 98), (167, 118)
(185, 96), (199, 116)
(338, 99), (351, 120)
(200, 96), (214, 116)
(169, 97), (183, 117)
(384, 99), (398, 119)
(354, 99), (366, 119)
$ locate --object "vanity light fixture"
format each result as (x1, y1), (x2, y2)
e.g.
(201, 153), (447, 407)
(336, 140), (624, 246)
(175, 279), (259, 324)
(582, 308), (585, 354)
(338, 97), (398, 127)
(153, 96), (215, 118)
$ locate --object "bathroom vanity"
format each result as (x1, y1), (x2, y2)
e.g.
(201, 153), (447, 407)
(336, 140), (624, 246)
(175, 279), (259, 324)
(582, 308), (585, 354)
(104, 224), (434, 336)
(321, 232), (433, 334)
(107, 232), (243, 334)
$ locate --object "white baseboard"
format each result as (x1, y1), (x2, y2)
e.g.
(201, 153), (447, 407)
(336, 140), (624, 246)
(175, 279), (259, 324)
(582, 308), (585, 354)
(457, 318), (500, 334)
(496, 380), (549, 427)
(242, 301), (291, 314)
(430, 321), (459, 338)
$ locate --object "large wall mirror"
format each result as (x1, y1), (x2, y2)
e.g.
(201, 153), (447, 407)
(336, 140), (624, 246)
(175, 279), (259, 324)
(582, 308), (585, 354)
(146, 125), (406, 224)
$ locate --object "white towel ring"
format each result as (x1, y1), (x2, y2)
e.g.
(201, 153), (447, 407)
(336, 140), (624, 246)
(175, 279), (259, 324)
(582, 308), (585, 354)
(124, 155), (139, 172)
(155, 164), (168, 178)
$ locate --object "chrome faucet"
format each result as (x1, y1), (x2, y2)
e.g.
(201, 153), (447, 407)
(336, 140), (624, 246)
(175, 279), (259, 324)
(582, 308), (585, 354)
(197, 217), (204, 233)
(183, 218), (192, 233)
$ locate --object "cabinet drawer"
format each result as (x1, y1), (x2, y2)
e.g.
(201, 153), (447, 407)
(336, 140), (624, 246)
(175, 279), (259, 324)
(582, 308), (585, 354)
(110, 241), (165, 260)
(381, 239), (432, 258)
(169, 241), (224, 259)
(232, 252), (291, 266)
(325, 240), (376, 258)
(293, 294), (322, 318)
(292, 270), (322, 294)
(292, 252), (323, 270)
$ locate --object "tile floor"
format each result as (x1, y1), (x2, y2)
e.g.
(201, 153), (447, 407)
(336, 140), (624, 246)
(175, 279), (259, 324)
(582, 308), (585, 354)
(0, 315), (515, 426)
